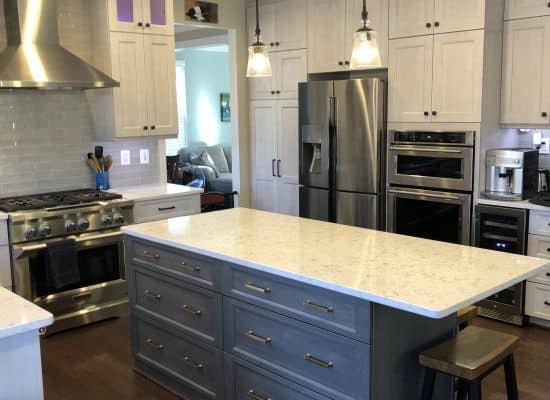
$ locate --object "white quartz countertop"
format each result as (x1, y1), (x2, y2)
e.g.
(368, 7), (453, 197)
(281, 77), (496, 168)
(122, 208), (550, 319)
(0, 212), (8, 220)
(477, 197), (550, 211)
(111, 183), (203, 202)
(0, 287), (53, 339)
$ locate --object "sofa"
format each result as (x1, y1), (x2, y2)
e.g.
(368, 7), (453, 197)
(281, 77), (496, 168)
(175, 142), (233, 193)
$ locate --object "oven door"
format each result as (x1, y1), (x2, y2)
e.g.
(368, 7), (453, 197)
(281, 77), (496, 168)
(11, 230), (126, 311)
(387, 187), (472, 245)
(388, 145), (473, 191)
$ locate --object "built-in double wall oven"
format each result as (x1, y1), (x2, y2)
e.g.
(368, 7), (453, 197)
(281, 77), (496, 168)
(387, 131), (475, 245)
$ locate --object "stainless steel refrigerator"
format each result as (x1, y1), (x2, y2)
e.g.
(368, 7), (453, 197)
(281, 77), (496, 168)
(299, 73), (387, 229)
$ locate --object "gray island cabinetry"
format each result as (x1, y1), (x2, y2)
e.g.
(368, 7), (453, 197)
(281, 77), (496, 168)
(122, 208), (549, 400)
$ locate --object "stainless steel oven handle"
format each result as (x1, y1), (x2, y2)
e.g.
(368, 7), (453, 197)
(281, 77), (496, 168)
(388, 189), (461, 201)
(389, 146), (463, 154)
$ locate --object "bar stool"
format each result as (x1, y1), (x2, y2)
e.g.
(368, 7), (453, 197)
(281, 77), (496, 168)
(457, 305), (477, 330)
(419, 326), (520, 400)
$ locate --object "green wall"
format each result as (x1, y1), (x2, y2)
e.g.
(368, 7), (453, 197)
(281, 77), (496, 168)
(177, 48), (231, 146)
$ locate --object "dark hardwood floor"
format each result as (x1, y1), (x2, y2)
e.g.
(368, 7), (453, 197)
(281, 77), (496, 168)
(41, 314), (550, 400)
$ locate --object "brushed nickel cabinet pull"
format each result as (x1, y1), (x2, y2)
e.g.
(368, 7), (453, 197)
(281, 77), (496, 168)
(145, 338), (164, 351)
(247, 389), (271, 400)
(143, 250), (160, 260)
(183, 356), (204, 370)
(304, 299), (334, 313)
(144, 290), (161, 300)
(246, 330), (272, 344)
(181, 261), (201, 273)
(304, 353), (333, 368)
(245, 282), (271, 294)
(181, 304), (202, 316)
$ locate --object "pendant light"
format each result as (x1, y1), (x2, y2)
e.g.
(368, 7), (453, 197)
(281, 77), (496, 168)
(350, 0), (381, 69)
(246, 0), (272, 77)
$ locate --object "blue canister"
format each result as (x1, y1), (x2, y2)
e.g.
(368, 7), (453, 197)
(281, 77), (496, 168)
(96, 172), (110, 190)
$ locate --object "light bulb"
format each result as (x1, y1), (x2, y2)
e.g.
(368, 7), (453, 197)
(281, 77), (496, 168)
(350, 29), (381, 69)
(246, 44), (272, 77)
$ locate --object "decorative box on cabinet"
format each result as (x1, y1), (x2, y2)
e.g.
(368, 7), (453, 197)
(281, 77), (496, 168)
(89, 0), (178, 140)
(505, 0), (550, 20)
(526, 211), (550, 323)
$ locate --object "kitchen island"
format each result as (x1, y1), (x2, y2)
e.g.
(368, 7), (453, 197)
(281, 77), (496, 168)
(122, 208), (549, 400)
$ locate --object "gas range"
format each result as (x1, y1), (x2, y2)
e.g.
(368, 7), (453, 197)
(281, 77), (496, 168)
(2, 189), (134, 244)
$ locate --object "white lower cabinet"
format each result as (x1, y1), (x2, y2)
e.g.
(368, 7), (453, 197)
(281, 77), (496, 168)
(526, 212), (550, 322)
(133, 195), (201, 224)
(526, 282), (550, 321)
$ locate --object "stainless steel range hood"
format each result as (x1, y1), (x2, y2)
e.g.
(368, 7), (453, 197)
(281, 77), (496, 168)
(0, 0), (119, 89)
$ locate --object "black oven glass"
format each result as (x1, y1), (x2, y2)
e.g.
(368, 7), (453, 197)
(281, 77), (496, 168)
(477, 214), (522, 254)
(30, 243), (121, 297)
(396, 155), (463, 179)
(395, 197), (460, 244)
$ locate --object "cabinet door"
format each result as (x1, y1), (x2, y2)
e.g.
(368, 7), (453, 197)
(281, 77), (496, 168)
(277, 100), (299, 185)
(346, 0), (389, 66)
(275, 0), (307, 51)
(110, 32), (149, 137)
(388, 36), (433, 122)
(505, 0), (550, 20)
(143, 35), (178, 136)
(141, 0), (174, 36)
(278, 183), (300, 216)
(247, 3), (275, 49)
(307, 0), (347, 73)
(501, 17), (550, 125)
(276, 50), (307, 100)
(434, 0), (485, 33)
(108, 0), (145, 33)
(248, 75), (276, 101)
(251, 101), (278, 212)
(431, 30), (484, 123)
(389, 0), (434, 39)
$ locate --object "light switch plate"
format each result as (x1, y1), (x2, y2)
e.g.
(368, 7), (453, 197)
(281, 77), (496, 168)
(540, 138), (550, 155)
(120, 150), (131, 165)
(140, 149), (150, 164)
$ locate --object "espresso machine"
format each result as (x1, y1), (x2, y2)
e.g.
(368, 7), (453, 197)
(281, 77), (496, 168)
(484, 148), (539, 201)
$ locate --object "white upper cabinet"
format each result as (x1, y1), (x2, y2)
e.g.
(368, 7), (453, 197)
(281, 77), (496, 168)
(505, 0), (550, 20)
(501, 17), (550, 125)
(431, 30), (484, 122)
(389, 0), (434, 39)
(389, 36), (434, 123)
(434, 0), (485, 33)
(107, 0), (173, 36)
(247, 0), (306, 51)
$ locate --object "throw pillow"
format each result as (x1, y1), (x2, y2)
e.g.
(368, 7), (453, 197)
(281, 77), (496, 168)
(190, 150), (220, 177)
(207, 145), (230, 173)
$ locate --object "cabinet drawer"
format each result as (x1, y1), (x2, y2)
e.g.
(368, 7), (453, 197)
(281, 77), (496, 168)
(223, 265), (371, 343)
(133, 196), (200, 223)
(526, 282), (550, 321)
(529, 211), (550, 236)
(225, 354), (332, 400)
(134, 315), (224, 399)
(224, 298), (371, 400)
(527, 235), (550, 284)
(132, 267), (222, 347)
(129, 239), (221, 290)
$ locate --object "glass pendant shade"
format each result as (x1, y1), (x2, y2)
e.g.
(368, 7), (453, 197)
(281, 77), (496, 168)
(246, 42), (272, 77)
(350, 29), (381, 69)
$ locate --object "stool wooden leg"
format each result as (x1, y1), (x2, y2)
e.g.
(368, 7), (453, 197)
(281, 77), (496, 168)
(504, 355), (519, 400)
(468, 380), (482, 400)
(420, 369), (436, 400)
(456, 379), (467, 400)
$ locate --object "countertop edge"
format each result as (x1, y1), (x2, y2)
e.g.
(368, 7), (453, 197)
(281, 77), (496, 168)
(0, 314), (53, 340)
(126, 189), (203, 202)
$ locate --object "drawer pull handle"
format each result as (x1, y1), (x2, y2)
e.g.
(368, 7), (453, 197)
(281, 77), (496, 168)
(304, 299), (334, 313)
(181, 261), (201, 273)
(72, 292), (92, 302)
(181, 304), (202, 316)
(145, 338), (164, 351)
(158, 206), (176, 211)
(143, 250), (160, 260)
(545, 301), (550, 306)
(144, 290), (161, 300)
(247, 389), (272, 400)
(246, 330), (272, 344)
(183, 356), (204, 370)
(245, 282), (271, 294)
(304, 353), (333, 368)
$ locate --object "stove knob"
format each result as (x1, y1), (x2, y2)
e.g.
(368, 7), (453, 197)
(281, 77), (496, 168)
(101, 215), (113, 225)
(78, 218), (90, 230)
(38, 224), (52, 236)
(113, 213), (125, 224)
(65, 221), (77, 233)
(24, 226), (38, 240)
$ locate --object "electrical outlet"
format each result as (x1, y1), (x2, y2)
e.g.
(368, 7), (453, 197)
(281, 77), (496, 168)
(120, 150), (131, 165)
(540, 138), (550, 155)
(140, 149), (150, 164)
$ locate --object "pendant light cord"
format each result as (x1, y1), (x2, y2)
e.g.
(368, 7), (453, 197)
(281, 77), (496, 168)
(254, 0), (261, 43)
(361, 0), (368, 29)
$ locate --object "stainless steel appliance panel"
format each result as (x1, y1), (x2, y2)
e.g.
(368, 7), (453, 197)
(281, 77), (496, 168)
(299, 186), (330, 223)
(336, 192), (379, 229)
(299, 81), (333, 190)
(334, 79), (383, 194)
